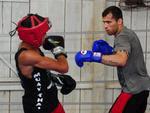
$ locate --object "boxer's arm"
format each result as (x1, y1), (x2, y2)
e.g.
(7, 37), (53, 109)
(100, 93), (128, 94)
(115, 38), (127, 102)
(101, 50), (128, 66)
(18, 50), (68, 73)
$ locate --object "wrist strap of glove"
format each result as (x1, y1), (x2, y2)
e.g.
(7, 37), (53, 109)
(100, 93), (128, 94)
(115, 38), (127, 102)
(93, 52), (102, 63)
(52, 46), (67, 58)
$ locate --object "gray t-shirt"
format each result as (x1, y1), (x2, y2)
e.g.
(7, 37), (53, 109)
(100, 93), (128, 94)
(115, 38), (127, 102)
(114, 26), (150, 94)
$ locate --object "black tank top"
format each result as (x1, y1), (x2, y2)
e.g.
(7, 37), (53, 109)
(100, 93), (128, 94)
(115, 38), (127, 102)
(15, 48), (59, 113)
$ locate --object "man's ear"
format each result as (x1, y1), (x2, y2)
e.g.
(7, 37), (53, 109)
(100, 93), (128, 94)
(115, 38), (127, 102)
(118, 18), (123, 25)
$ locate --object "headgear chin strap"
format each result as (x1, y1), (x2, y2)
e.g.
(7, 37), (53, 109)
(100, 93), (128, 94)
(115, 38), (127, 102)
(17, 14), (51, 48)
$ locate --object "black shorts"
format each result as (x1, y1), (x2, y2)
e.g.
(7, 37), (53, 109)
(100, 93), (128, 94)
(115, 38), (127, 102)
(109, 90), (149, 113)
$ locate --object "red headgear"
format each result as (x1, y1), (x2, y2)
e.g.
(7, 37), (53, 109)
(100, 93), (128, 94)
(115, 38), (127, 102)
(17, 14), (51, 48)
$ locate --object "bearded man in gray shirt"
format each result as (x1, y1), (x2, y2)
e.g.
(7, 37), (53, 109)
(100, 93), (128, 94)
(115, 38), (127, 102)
(75, 6), (150, 113)
(101, 6), (150, 113)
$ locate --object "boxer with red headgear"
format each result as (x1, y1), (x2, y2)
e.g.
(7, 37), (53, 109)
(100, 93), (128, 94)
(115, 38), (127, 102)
(17, 14), (51, 48)
(11, 14), (76, 113)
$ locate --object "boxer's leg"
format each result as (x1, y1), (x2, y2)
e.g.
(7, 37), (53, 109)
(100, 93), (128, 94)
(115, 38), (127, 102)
(123, 91), (149, 113)
(109, 91), (132, 113)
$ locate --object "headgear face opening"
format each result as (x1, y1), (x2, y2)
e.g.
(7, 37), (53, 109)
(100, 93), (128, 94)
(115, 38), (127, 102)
(17, 14), (51, 48)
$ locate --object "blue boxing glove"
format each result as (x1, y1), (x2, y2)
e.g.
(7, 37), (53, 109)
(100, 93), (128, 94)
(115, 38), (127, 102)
(75, 50), (102, 67)
(92, 40), (113, 55)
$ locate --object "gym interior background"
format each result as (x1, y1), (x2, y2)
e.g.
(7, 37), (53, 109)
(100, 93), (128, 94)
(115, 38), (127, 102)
(0, 0), (150, 113)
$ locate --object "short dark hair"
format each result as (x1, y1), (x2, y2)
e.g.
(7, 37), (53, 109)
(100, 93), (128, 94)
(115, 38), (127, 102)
(102, 6), (123, 21)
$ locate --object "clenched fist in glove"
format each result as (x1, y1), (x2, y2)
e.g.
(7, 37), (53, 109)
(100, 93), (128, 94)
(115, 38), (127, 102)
(43, 35), (67, 58)
(51, 73), (76, 95)
(92, 40), (113, 55)
(75, 50), (102, 67)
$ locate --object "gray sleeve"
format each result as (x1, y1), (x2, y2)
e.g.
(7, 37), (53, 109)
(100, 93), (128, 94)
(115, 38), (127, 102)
(114, 34), (131, 53)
